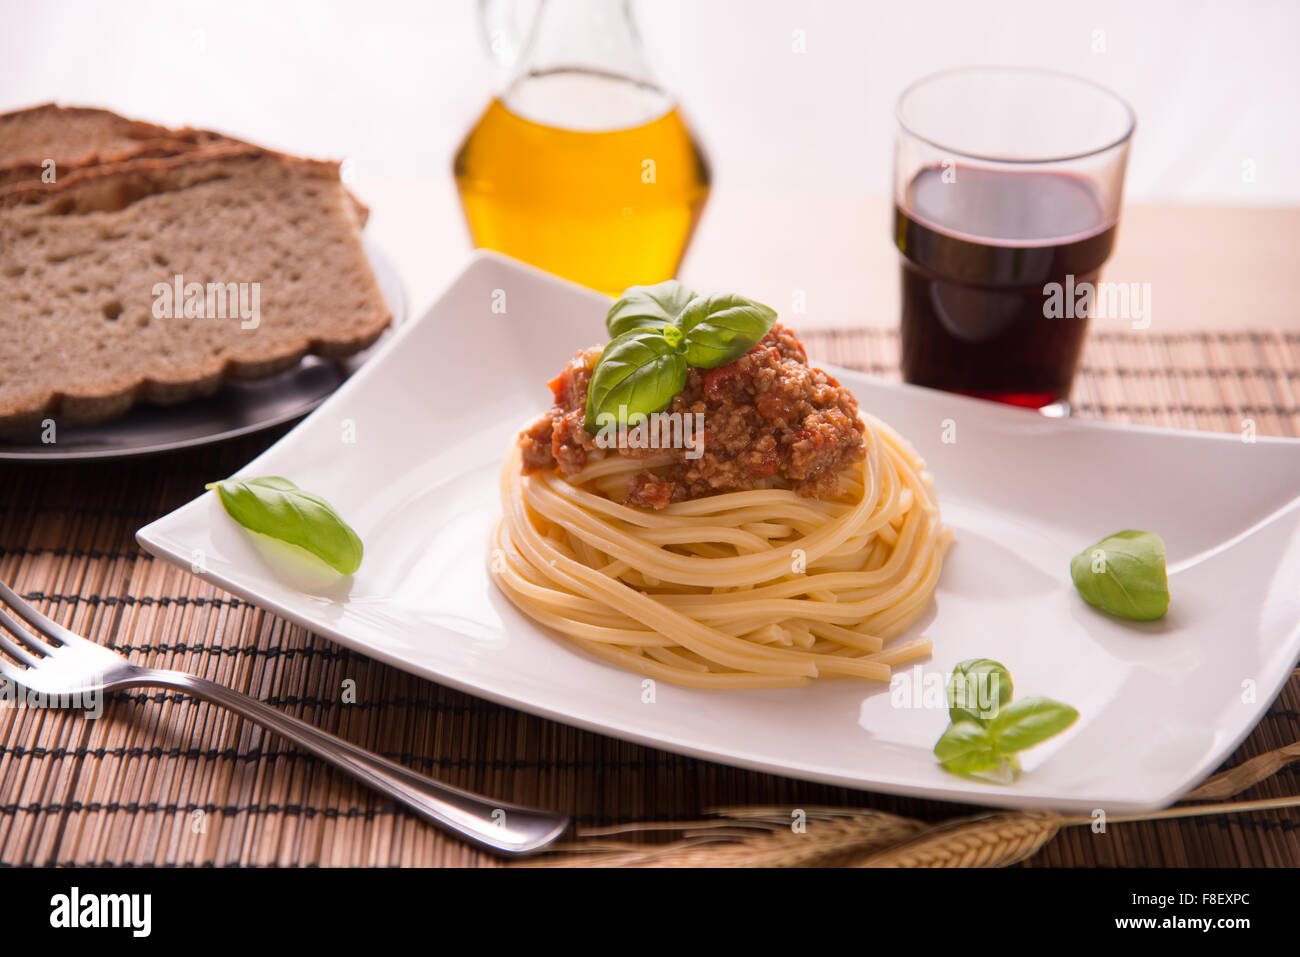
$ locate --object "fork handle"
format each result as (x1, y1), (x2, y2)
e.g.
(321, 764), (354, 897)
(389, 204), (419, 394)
(131, 669), (569, 855)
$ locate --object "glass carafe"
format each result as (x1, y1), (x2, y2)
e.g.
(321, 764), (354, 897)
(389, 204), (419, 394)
(453, 0), (711, 296)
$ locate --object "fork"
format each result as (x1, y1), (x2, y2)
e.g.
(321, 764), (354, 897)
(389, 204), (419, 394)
(0, 578), (569, 855)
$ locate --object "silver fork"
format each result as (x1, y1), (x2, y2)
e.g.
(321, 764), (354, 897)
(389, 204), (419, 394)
(0, 578), (569, 855)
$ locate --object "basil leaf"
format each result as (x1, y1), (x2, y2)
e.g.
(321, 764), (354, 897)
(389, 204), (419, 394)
(206, 476), (364, 575)
(988, 696), (1079, 753)
(933, 720), (1008, 778)
(676, 293), (778, 368)
(935, 657), (1079, 784)
(605, 279), (697, 338)
(947, 658), (1013, 725)
(1070, 529), (1170, 621)
(584, 328), (688, 433)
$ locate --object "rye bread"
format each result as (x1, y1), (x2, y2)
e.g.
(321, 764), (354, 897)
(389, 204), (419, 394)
(0, 103), (232, 189)
(0, 103), (368, 223)
(0, 145), (391, 432)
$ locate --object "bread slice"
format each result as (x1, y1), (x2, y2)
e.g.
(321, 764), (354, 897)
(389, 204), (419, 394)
(0, 145), (392, 432)
(0, 104), (369, 224)
(0, 103), (232, 190)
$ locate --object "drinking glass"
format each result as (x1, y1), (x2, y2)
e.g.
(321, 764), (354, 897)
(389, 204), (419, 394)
(893, 67), (1135, 414)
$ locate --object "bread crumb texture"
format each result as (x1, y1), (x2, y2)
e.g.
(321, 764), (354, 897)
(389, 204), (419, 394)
(0, 149), (391, 431)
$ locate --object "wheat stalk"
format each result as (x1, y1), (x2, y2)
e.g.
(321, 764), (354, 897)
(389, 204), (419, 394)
(1183, 741), (1300, 800)
(520, 740), (1300, 869)
(516, 806), (928, 868)
(856, 794), (1300, 868)
(855, 811), (1067, 867)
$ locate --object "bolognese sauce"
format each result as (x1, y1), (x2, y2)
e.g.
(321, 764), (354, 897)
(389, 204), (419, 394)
(519, 324), (866, 509)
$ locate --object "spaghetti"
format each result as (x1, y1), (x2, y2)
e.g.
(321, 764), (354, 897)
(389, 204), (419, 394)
(491, 413), (952, 689)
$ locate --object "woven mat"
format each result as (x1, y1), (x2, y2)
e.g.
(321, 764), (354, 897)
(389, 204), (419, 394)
(1, 328), (1298, 867)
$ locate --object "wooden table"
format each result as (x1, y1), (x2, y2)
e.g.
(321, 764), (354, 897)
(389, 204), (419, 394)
(1, 179), (1298, 867)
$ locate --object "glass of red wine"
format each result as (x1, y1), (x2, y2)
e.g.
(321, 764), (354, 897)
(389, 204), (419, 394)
(893, 67), (1135, 415)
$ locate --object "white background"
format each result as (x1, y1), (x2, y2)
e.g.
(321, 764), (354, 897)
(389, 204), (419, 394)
(3, 0), (1297, 324)
(5, 0), (1296, 201)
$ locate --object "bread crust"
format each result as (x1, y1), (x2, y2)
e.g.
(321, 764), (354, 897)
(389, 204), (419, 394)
(0, 104), (235, 188)
(0, 102), (369, 222)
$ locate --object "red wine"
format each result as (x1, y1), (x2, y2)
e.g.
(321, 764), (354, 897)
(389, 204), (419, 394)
(895, 166), (1117, 409)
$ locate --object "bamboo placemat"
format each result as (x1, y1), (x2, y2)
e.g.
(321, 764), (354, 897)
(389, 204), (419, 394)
(1, 328), (1297, 867)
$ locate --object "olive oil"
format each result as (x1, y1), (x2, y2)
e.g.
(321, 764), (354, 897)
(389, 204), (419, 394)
(453, 76), (711, 297)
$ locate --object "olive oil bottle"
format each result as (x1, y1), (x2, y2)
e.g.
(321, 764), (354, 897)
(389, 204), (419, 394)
(453, 2), (710, 296)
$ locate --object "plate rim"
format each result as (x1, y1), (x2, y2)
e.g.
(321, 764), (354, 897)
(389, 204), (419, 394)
(135, 249), (1300, 813)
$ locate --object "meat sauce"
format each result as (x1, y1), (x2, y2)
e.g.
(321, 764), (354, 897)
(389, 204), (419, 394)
(519, 324), (866, 508)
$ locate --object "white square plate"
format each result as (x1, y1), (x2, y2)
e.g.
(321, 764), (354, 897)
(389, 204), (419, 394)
(137, 251), (1300, 813)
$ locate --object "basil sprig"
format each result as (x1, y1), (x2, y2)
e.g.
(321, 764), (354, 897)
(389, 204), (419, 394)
(206, 476), (364, 575)
(586, 280), (777, 431)
(677, 294), (779, 368)
(947, 657), (1012, 725)
(605, 280), (699, 337)
(934, 659), (1077, 784)
(1070, 529), (1170, 621)
(583, 328), (688, 434)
